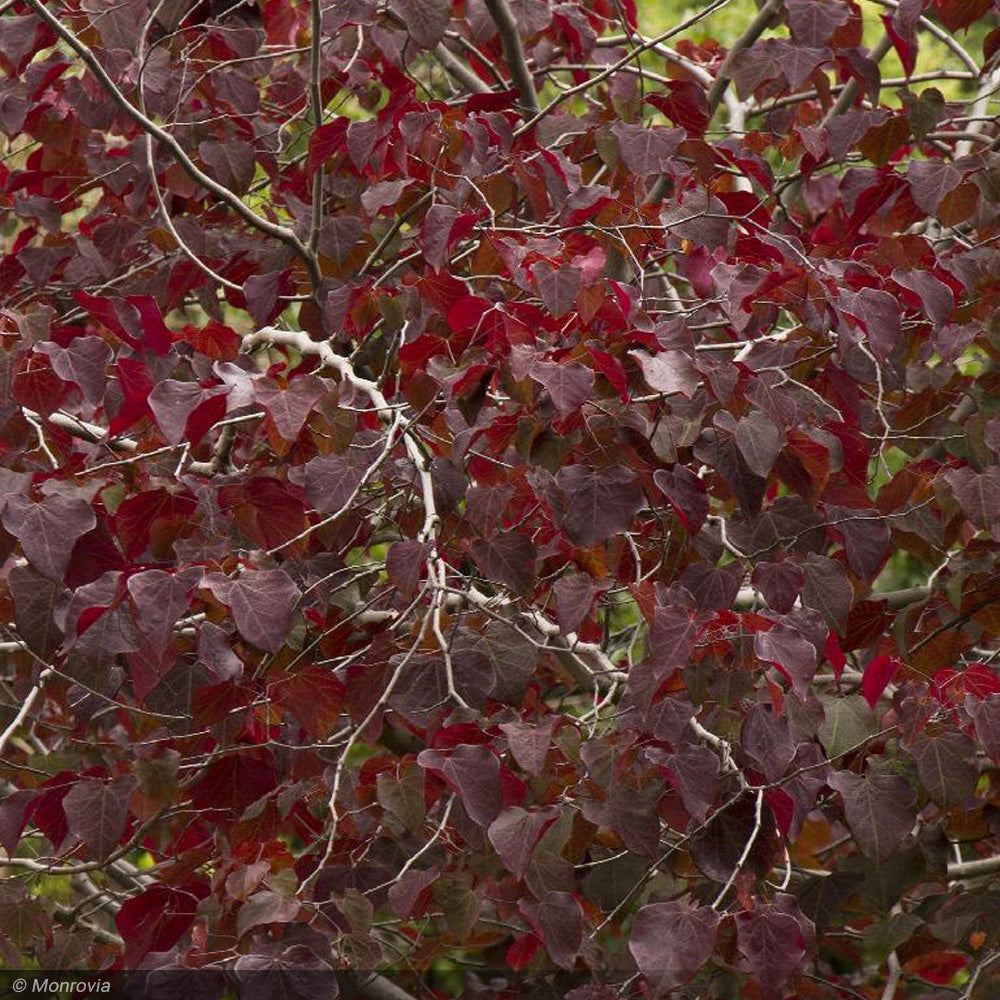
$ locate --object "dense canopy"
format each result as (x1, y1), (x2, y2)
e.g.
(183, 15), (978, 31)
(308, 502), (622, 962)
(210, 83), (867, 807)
(2, 0), (1000, 997)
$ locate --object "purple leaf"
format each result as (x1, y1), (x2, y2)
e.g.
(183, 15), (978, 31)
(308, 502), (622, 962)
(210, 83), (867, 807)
(126, 568), (203, 657)
(243, 271), (285, 327)
(530, 360), (594, 417)
(629, 897), (719, 990)
(388, 0), (451, 48)
(751, 561), (804, 614)
(304, 454), (365, 514)
(653, 465), (709, 535)
(631, 350), (700, 397)
(8, 564), (64, 658)
(944, 466), (1000, 531)
(652, 744), (719, 822)
(532, 261), (581, 318)
(801, 553), (854, 632)
(64, 776), (136, 862)
(236, 890), (300, 940)
(204, 569), (301, 654)
(970, 693), (1000, 763)
(786, 0), (850, 45)
(199, 139), (256, 196)
(611, 123), (684, 176)
(519, 891), (583, 970)
(554, 465), (644, 546)
(741, 705), (797, 783)
(465, 484), (514, 532)
(754, 621), (818, 698)
(908, 159), (963, 214)
(646, 604), (705, 679)
(735, 410), (781, 478)
(470, 533), (537, 596)
(386, 540), (429, 598)
(253, 375), (327, 442)
(488, 806), (559, 877)
(318, 215), (364, 263)
(677, 561), (743, 611)
(38, 337), (111, 406)
(891, 268), (955, 328)
(417, 745), (502, 827)
(420, 204), (460, 269)
(553, 572), (597, 635)
(2, 494), (96, 582)
(909, 727), (978, 809)
(736, 894), (814, 995)
(690, 796), (776, 882)
(840, 287), (902, 362)
(827, 506), (890, 581)
(827, 768), (917, 860)
(346, 118), (379, 171)
(499, 718), (557, 776)
(148, 380), (221, 446)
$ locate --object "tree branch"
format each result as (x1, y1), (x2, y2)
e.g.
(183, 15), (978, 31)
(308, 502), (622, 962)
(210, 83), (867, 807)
(434, 42), (492, 94)
(481, 0), (539, 117)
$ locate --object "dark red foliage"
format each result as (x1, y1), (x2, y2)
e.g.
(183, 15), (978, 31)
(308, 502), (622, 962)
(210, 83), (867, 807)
(2, 0), (1000, 996)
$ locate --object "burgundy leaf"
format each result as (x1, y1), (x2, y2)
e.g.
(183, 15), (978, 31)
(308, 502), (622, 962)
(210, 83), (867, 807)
(735, 410), (781, 478)
(388, 0), (451, 48)
(518, 891), (583, 970)
(909, 727), (978, 809)
(736, 895), (814, 995)
(499, 719), (557, 776)
(488, 806), (559, 877)
(386, 540), (429, 598)
(827, 506), (890, 581)
(204, 569), (301, 653)
(64, 776), (136, 862)
(801, 553), (854, 632)
(2, 494), (96, 582)
(532, 261), (581, 318)
(304, 454), (365, 514)
(611, 123), (684, 176)
(944, 467), (1000, 531)
(909, 159), (963, 214)
(38, 337), (110, 406)
(470, 533), (537, 595)
(653, 465), (709, 535)
(785, 0), (850, 45)
(840, 287), (902, 362)
(827, 769), (917, 860)
(127, 568), (202, 658)
(653, 743), (719, 822)
(115, 882), (209, 968)
(530, 360), (594, 417)
(199, 139), (256, 195)
(8, 564), (64, 658)
(417, 745), (503, 827)
(629, 898), (719, 990)
(754, 621), (818, 698)
(741, 704), (797, 783)
(752, 561), (804, 614)
(553, 572), (597, 635)
(554, 465), (644, 546)
(631, 350), (700, 397)
(253, 375), (327, 442)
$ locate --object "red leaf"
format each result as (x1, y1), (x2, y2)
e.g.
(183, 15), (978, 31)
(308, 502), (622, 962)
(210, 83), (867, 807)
(115, 882), (209, 968)
(861, 654), (899, 707)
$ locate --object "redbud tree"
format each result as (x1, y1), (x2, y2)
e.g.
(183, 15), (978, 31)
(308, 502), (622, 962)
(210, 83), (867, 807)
(1, 0), (1000, 997)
